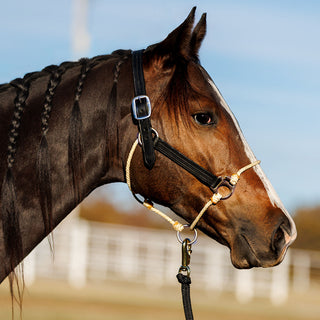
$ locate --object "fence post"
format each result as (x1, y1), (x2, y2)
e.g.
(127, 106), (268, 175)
(204, 246), (225, 292)
(24, 250), (36, 286)
(235, 269), (254, 303)
(292, 250), (311, 293)
(68, 219), (89, 288)
(270, 251), (290, 305)
(164, 241), (180, 284)
(145, 236), (164, 287)
(119, 230), (138, 279)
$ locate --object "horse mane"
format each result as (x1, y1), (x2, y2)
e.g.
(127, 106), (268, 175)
(0, 45), (199, 313)
(0, 49), (130, 311)
(0, 53), (124, 92)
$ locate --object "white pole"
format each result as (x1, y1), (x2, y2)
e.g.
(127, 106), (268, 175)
(235, 269), (254, 303)
(270, 251), (290, 305)
(293, 250), (311, 293)
(24, 250), (36, 286)
(204, 246), (225, 292)
(68, 219), (89, 288)
(71, 0), (91, 59)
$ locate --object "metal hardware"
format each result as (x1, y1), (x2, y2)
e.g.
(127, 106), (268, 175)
(132, 95), (152, 120)
(210, 176), (235, 200)
(177, 225), (198, 245)
(137, 128), (159, 146)
(178, 239), (192, 277)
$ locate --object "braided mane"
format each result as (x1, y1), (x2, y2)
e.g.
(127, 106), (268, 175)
(0, 49), (130, 310)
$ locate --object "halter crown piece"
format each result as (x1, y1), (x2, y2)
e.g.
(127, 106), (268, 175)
(127, 50), (261, 231)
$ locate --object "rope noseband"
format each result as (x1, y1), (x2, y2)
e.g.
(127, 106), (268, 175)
(126, 137), (260, 230)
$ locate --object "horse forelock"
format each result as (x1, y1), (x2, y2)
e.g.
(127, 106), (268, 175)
(151, 59), (201, 129)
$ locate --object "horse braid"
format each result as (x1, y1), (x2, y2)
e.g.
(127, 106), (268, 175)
(68, 58), (91, 204)
(1, 76), (30, 310)
(37, 65), (65, 244)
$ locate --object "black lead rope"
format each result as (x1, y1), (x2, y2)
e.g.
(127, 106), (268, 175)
(177, 238), (195, 320)
(177, 273), (194, 320)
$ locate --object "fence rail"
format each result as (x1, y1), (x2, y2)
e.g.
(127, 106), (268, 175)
(23, 214), (318, 305)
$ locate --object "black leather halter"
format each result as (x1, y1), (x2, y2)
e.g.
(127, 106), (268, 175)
(131, 50), (155, 169)
(131, 50), (229, 194)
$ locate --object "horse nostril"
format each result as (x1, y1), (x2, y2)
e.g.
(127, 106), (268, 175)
(271, 224), (286, 253)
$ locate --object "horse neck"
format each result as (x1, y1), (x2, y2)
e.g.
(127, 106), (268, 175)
(0, 53), (132, 280)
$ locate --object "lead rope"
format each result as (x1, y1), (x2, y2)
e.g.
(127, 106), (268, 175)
(126, 138), (261, 320)
(177, 238), (194, 320)
(176, 228), (198, 320)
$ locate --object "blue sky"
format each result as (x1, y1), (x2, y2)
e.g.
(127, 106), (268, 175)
(0, 0), (319, 213)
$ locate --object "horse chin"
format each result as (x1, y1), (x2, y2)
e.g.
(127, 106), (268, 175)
(230, 251), (260, 269)
(229, 234), (289, 269)
(201, 226), (268, 269)
(228, 234), (261, 269)
(202, 226), (260, 269)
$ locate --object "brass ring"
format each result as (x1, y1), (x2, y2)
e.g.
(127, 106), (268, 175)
(177, 225), (198, 245)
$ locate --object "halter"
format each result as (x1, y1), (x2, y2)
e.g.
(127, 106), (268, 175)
(127, 50), (260, 230)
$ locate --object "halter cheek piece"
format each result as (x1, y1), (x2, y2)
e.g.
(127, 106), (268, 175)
(127, 50), (260, 231)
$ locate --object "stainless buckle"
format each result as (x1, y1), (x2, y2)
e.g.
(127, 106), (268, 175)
(132, 95), (151, 120)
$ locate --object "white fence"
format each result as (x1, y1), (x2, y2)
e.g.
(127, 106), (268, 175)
(23, 215), (317, 305)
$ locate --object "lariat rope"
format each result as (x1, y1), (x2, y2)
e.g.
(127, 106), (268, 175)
(189, 160), (260, 230)
(126, 138), (260, 231)
(126, 139), (184, 232)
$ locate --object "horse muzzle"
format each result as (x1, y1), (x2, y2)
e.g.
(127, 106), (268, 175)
(228, 209), (297, 269)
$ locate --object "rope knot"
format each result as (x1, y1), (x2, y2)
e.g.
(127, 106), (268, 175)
(211, 193), (222, 204)
(143, 199), (153, 210)
(230, 173), (239, 185)
(177, 273), (192, 285)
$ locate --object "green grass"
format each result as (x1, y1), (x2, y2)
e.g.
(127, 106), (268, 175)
(0, 279), (319, 320)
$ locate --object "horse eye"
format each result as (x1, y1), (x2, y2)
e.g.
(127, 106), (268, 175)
(193, 112), (214, 126)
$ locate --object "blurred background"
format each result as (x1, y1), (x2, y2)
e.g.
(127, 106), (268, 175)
(0, 0), (319, 319)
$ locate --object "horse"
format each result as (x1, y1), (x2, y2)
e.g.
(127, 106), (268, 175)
(0, 7), (296, 305)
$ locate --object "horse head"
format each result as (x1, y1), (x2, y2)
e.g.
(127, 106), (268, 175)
(124, 8), (297, 269)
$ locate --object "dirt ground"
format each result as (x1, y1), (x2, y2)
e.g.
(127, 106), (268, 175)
(0, 279), (319, 320)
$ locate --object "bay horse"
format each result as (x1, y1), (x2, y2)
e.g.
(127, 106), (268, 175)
(0, 7), (296, 304)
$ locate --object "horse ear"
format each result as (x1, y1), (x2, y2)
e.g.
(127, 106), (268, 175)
(189, 13), (207, 62)
(162, 7), (196, 58)
(146, 7), (196, 67)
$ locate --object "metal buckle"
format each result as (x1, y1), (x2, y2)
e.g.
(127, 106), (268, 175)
(210, 177), (236, 200)
(132, 95), (151, 120)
